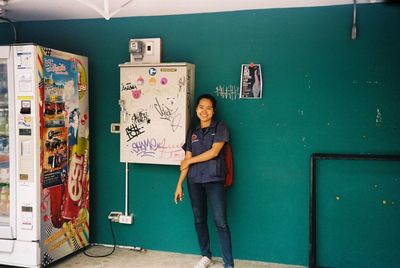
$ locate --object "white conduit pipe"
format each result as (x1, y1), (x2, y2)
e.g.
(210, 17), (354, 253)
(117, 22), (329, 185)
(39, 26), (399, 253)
(125, 162), (129, 216)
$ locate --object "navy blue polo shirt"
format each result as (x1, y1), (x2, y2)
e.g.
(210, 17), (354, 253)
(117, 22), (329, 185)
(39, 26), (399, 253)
(182, 120), (229, 183)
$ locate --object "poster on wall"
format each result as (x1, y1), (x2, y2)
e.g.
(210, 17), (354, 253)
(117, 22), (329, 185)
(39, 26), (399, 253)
(239, 63), (262, 99)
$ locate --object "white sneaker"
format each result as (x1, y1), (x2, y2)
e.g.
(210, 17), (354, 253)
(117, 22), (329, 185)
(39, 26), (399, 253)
(194, 256), (212, 268)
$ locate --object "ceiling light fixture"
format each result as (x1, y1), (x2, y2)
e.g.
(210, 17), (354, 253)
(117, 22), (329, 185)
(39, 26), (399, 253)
(75, 0), (134, 20)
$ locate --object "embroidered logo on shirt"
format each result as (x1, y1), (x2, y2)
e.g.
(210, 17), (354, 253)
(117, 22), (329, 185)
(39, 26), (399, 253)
(191, 133), (198, 143)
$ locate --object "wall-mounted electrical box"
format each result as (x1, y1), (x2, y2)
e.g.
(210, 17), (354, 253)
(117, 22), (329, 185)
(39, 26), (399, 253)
(129, 38), (162, 63)
(119, 62), (195, 165)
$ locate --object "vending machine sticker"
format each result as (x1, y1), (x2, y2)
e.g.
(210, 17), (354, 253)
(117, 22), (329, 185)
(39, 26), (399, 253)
(42, 56), (78, 190)
(16, 52), (32, 69)
(18, 73), (33, 92)
(37, 47), (90, 265)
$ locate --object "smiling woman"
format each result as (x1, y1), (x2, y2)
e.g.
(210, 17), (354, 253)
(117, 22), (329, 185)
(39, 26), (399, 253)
(174, 94), (234, 268)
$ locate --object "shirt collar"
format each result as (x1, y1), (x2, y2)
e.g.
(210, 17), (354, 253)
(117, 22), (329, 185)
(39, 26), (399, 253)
(195, 120), (217, 131)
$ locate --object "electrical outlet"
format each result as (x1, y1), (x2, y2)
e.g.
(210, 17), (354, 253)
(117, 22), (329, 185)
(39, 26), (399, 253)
(110, 123), (120, 133)
(108, 211), (122, 222)
(119, 213), (134, 224)
(144, 41), (154, 55)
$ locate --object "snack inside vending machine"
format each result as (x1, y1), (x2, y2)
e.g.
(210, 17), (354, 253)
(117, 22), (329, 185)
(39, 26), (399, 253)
(0, 44), (90, 267)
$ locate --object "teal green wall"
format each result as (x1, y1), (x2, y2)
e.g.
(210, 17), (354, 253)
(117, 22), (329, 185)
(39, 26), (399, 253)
(1, 4), (399, 267)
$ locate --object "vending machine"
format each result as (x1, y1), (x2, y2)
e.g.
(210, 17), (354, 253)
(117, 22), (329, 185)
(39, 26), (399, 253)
(0, 44), (90, 267)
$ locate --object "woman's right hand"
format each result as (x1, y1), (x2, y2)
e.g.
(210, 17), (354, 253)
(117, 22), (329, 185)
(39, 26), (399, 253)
(174, 185), (184, 204)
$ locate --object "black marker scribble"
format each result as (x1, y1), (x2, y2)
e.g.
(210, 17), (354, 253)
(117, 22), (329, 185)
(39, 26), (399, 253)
(178, 76), (186, 92)
(131, 110), (151, 125)
(126, 123), (144, 141)
(121, 83), (137, 91)
(153, 97), (182, 132)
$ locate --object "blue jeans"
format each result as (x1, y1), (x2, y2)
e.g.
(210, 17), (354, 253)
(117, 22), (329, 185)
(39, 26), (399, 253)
(187, 181), (234, 267)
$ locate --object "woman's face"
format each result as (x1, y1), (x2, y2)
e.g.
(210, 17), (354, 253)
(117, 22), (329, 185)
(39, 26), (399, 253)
(196, 98), (214, 124)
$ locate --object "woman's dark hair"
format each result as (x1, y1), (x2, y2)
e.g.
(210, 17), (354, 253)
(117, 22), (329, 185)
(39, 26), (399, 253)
(196, 94), (217, 110)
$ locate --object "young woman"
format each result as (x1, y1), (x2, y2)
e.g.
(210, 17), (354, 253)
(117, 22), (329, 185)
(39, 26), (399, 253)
(174, 94), (234, 268)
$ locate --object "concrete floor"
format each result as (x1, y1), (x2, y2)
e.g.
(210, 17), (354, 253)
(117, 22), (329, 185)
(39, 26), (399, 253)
(50, 246), (306, 268)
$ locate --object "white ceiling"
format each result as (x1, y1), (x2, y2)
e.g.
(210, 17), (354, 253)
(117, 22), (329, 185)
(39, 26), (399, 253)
(0, 0), (380, 22)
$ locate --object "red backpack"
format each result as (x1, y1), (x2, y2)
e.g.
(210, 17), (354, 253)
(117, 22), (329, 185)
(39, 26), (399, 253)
(215, 121), (233, 187)
(223, 142), (233, 187)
